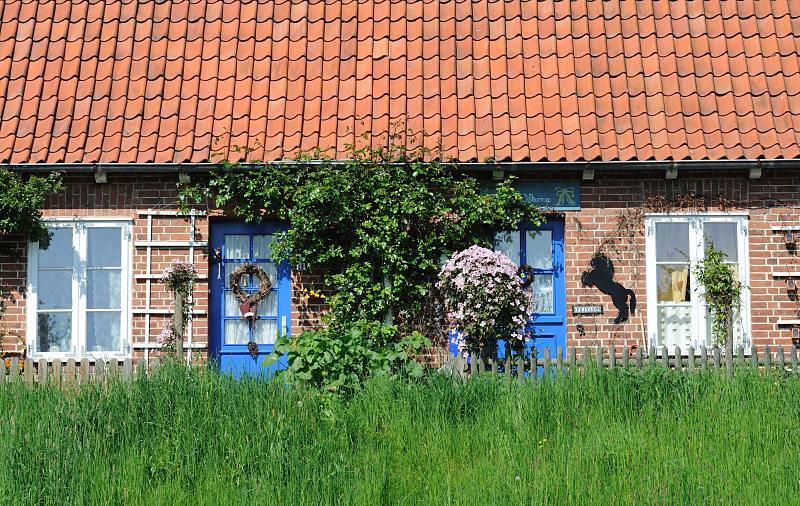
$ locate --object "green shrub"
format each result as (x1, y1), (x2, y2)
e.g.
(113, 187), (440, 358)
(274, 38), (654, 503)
(265, 320), (431, 395)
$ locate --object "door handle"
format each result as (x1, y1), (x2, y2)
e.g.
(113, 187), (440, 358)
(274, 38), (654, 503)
(281, 316), (288, 337)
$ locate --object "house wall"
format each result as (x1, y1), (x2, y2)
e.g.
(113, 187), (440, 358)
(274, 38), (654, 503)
(562, 169), (800, 353)
(0, 174), (329, 362)
(1, 170), (798, 363)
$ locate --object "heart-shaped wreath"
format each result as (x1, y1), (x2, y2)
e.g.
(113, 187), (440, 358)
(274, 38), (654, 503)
(229, 263), (273, 320)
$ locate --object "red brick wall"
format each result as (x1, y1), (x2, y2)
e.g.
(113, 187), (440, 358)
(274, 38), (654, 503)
(1, 170), (799, 362)
(565, 170), (800, 352)
(0, 173), (329, 361)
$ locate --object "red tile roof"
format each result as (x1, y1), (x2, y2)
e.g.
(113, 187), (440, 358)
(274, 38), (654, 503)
(2, 0), (800, 165)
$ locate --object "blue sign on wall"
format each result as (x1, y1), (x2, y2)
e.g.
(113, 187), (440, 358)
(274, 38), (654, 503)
(514, 181), (581, 210)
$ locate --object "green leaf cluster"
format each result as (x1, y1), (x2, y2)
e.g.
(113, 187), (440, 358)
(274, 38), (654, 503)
(181, 141), (542, 326)
(263, 320), (431, 396)
(693, 242), (743, 345)
(0, 170), (63, 244)
(0, 169), (63, 324)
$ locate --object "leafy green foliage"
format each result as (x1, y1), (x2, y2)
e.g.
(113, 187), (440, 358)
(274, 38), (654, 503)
(0, 169), (62, 244)
(180, 138), (542, 326)
(0, 169), (62, 326)
(693, 242), (743, 345)
(264, 320), (431, 395)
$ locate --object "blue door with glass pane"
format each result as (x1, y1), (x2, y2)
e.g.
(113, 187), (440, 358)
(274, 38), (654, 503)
(209, 221), (291, 377)
(448, 220), (567, 365)
(495, 219), (567, 361)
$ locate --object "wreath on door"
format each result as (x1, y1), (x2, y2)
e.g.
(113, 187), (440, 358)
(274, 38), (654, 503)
(229, 263), (273, 320)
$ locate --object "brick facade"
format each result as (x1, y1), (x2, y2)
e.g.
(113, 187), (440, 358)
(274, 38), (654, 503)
(1, 170), (799, 362)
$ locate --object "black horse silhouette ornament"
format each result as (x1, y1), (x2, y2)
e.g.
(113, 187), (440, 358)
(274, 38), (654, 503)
(581, 254), (637, 324)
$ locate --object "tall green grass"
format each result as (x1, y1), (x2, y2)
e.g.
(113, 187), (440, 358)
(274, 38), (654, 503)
(2, 366), (800, 505)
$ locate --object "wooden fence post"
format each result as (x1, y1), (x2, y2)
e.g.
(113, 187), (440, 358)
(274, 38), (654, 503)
(543, 347), (551, 378)
(52, 359), (62, 387)
(65, 359), (76, 386)
(568, 347), (576, 375)
(9, 358), (19, 382)
(557, 346), (564, 375)
(174, 290), (185, 361)
(23, 359), (34, 386)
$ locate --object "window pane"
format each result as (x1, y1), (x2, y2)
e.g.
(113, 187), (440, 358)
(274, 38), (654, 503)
(37, 312), (72, 353)
(252, 262), (277, 290)
(37, 270), (72, 309)
(655, 223), (690, 262)
(257, 291), (278, 317)
(495, 231), (520, 265)
(38, 227), (73, 268)
(657, 306), (692, 348)
(705, 307), (741, 347)
(87, 228), (121, 267)
(225, 291), (242, 317)
(253, 235), (274, 259)
(224, 263), (245, 288)
(87, 311), (121, 352)
(532, 275), (554, 313)
(253, 320), (278, 344)
(656, 265), (691, 303)
(703, 223), (738, 262)
(525, 230), (552, 269)
(224, 320), (249, 344)
(87, 270), (121, 309)
(225, 290), (277, 317)
(224, 235), (249, 259)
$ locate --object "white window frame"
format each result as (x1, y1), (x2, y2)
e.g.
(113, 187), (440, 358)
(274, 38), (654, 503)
(645, 213), (751, 352)
(26, 219), (133, 360)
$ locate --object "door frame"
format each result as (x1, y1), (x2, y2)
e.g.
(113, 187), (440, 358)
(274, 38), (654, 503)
(208, 220), (292, 362)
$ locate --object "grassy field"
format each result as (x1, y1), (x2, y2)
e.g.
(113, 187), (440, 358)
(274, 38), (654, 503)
(2, 366), (800, 505)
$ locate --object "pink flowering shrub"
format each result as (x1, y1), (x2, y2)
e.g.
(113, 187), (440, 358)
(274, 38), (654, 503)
(438, 245), (533, 353)
(160, 259), (198, 294)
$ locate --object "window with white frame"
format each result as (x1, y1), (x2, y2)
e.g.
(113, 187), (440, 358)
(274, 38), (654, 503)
(27, 220), (131, 358)
(645, 214), (750, 351)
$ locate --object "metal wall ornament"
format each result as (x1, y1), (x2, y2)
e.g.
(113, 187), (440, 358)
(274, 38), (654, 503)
(580, 254), (637, 325)
(517, 264), (534, 288)
(229, 263), (273, 320)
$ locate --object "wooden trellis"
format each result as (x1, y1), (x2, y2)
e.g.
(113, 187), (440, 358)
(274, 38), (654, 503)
(133, 210), (208, 364)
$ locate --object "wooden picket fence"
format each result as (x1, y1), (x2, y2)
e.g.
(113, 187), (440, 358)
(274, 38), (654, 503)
(1, 357), (161, 386)
(4, 343), (800, 386)
(451, 343), (800, 380)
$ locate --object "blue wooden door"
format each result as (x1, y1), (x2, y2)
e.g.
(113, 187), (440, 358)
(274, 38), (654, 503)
(209, 221), (291, 377)
(495, 219), (567, 361)
(447, 220), (567, 365)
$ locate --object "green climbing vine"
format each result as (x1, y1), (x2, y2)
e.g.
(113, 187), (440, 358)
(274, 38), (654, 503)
(693, 242), (743, 346)
(179, 134), (542, 332)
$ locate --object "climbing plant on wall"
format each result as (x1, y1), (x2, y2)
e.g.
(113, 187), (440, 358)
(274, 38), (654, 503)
(0, 169), (62, 330)
(0, 170), (62, 244)
(180, 133), (542, 332)
(693, 243), (743, 345)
